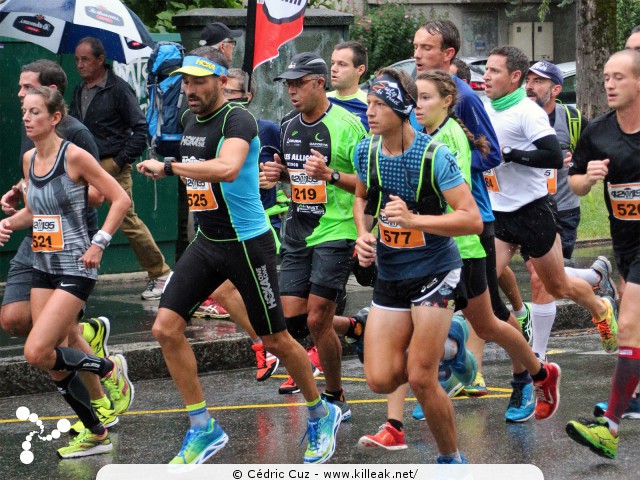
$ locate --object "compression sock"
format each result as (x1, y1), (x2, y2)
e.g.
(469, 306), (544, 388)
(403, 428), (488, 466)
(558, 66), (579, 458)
(55, 371), (103, 435)
(531, 301), (556, 358)
(53, 347), (113, 377)
(604, 347), (640, 430)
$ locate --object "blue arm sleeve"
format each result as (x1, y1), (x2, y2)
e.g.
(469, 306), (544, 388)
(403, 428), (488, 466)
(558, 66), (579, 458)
(453, 77), (501, 173)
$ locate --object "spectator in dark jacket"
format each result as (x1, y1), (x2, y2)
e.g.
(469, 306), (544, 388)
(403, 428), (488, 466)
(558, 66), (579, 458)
(70, 37), (171, 300)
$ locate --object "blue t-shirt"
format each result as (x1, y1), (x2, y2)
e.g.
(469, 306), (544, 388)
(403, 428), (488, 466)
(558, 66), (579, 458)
(411, 75), (500, 222)
(354, 132), (464, 281)
(257, 118), (282, 229)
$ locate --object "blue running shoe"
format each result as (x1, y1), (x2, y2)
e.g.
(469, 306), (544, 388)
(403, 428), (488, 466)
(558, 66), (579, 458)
(504, 382), (535, 423)
(436, 453), (467, 464)
(303, 401), (342, 464)
(443, 315), (477, 386)
(169, 418), (229, 465)
(594, 397), (640, 419)
(412, 366), (465, 421)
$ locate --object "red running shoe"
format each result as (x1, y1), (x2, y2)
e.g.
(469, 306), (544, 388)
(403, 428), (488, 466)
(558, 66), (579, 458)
(358, 422), (407, 452)
(307, 346), (323, 375)
(252, 343), (279, 382)
(534, 362), (561, 420)
(278, 375), (300, 394)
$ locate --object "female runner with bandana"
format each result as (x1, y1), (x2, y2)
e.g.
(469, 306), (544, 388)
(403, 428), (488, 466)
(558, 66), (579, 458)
(352, 68), (482, 464)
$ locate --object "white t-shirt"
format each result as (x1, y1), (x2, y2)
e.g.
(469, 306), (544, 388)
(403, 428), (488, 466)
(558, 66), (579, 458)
(485, 97), (556, 212)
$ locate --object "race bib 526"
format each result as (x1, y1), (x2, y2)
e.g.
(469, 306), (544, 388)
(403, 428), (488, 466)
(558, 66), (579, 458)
(608, 182), (640, 221)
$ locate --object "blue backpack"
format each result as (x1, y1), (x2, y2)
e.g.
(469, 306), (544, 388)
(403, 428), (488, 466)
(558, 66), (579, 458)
(146, 41), (185, 158)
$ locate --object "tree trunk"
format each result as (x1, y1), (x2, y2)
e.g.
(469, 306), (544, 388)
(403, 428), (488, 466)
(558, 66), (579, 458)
(576, 0), (617, 119)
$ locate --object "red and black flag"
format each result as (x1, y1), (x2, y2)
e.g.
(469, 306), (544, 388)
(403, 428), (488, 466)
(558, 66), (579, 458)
(243, 0), (307, 74)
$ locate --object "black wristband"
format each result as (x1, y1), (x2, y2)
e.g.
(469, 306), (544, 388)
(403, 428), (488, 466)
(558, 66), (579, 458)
(164, 158), (174, 176)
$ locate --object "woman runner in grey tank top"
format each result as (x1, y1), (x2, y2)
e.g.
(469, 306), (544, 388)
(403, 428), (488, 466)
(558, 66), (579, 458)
(0, 87), (130, 458)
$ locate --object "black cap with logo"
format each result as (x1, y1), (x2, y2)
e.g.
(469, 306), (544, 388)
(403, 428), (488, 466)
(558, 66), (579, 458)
(274, 52), (328, 81)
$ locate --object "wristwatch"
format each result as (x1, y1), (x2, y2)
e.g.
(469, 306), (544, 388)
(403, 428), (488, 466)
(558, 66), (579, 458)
(329, 170), (341, 185)
(501, 146), (513, 157)
(164, 158), (175, 176)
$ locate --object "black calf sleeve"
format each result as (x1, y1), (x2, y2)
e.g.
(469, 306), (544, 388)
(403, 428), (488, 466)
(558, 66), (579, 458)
(55, 372), (102, 433)
(285, 314), (309, 340)
(53, 347), (113, 377)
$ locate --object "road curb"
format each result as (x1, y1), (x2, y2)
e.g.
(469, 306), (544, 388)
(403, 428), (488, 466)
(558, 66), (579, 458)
(0, 300), (592, 398)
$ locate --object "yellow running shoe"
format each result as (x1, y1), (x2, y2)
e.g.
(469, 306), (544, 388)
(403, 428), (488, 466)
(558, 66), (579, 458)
(566, 417), (618, 459)
(102, 354), (135, 414)
(463, 372), (488, 397)
(82, 317), (110, 358)
(592, 296), (618, 354)
(69, 398), (118, 435)
(58, 429), (112, 458)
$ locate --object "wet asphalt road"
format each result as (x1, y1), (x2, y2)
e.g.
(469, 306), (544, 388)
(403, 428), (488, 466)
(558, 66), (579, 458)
(0, 332), (638, 480)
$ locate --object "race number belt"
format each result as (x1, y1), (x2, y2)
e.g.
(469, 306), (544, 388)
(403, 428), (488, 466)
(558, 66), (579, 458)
(483, 169), (501, 193)
(378, 212), (426, 249)
(186, 178), (218, 211)
(608, 182), (640, 221)
(544, 168), (557, 194)
(289, 169), (328, 204)
(32, 215), (64, 252)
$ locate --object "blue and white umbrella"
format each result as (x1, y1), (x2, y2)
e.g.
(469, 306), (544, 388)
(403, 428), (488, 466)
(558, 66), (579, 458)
(0, 0), (155, 63)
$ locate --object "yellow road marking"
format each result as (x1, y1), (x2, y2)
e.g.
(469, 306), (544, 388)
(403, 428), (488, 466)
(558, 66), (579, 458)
(0, 391), (513, 424)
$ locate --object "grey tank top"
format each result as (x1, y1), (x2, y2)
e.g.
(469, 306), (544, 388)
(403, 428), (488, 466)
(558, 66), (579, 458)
(27, 141), (97, 279)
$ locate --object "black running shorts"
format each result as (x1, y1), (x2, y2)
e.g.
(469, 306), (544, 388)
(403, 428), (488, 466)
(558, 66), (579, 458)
(494, 195), (559, 259)
(31, 269), (96, 302)
(373, 269), (464, 311)
(615, 248), (640, 285)
(160, 230), (286, 336)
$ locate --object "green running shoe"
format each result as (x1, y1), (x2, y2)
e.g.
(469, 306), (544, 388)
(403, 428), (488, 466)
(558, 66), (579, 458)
(516, 303), (532, 344)
(69, 398), (118, 435)
(169, 418), (229, 464)
(57, 429), (112, 458)
(304, 401), (342, 464)
(82, 317), (111, 358)
(566, 417), (618, 459)
(103, 354), (135, 414)
(592, 296), (618, 354)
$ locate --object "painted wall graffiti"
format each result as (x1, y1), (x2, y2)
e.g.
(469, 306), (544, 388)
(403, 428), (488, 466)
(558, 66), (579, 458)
(114, 57), (149, 113)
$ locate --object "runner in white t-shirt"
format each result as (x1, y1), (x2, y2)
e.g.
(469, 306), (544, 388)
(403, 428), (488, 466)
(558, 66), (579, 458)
(483, 46), (619, 357)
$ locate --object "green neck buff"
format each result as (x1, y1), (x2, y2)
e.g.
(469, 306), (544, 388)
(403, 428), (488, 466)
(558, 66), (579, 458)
(490, 87), (526, 111)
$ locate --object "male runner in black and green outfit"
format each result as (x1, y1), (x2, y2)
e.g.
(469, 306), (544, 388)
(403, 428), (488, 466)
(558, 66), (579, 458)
(263, 52), (367, 416)
(138, 48), (342, 465)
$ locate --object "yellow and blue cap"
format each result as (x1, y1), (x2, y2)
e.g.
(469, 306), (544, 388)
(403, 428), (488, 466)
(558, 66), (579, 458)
(171, 56), (228, 77)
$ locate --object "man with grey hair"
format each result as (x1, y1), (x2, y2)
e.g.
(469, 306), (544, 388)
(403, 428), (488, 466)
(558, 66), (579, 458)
(71, 36), (171, 300)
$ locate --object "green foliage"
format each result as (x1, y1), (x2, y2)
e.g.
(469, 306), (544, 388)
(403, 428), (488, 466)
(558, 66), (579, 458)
(350, 2), (426, 76)
(124, 0), (242, 33)
(616, 0), (640, 48)
(578, 182), (609, 240)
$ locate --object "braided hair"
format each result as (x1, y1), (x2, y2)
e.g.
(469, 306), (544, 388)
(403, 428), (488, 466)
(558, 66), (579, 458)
(416, 70), (490, 158)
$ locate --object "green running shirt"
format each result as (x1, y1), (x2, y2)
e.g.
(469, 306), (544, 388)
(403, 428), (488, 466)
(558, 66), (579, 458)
(280, 103), (367, 247)
(434, 118), (486, 260)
